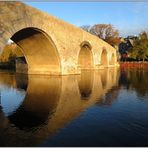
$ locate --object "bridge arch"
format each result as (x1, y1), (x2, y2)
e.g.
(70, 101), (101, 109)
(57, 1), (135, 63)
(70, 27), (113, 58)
(100, 48), (108, 67)
(109, 53), (116, 65)
(10, 27), (61, 75)
(78, 41), (94, 69)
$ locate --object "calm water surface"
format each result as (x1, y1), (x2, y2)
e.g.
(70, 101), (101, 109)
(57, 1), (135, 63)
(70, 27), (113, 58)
(0, 68), (148, 146)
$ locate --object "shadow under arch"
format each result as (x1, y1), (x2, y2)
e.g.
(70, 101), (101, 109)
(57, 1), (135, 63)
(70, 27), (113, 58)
(109, 53), (116, 65)
(11, 27), (61, 75)
(78, 41), (94, 69)
(8, 74), (62, 129)
(78, 70), (94, 100)
(100, 48), (108, 67)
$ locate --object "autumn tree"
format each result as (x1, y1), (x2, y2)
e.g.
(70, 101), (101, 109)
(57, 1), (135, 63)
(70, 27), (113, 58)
(90, 24), (118, 38)
(80, 24), (120, 47)
(80, 25), (91, 32)
(129, 31), (148, 61)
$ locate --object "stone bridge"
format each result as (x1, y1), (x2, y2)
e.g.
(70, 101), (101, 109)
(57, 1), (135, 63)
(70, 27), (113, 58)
(0, 2), (118, 75)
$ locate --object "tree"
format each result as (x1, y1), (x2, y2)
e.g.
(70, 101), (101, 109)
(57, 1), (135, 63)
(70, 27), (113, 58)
(129, 31), (148, 61)
(106, 37), (121, 47)
(90, 24), (119, 40)
(80, 24), (120, 47)
(80, 25), (91, 32)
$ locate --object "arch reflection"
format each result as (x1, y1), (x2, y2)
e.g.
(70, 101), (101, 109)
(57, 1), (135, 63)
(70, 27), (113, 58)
(96, 68), (120, 106)
(99, 69), (108, 89)
(0, 69), (119, 146)
(78, 70), (94, 100)
(8, 74), (62, 129)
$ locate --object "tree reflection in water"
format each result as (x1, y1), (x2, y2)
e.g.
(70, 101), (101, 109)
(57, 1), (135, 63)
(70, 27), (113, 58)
(97, 68), (148, 107)
(119, 68), (148, 98)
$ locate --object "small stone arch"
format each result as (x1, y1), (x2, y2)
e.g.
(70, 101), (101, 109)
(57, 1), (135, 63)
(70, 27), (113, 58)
(80, 41), (92, 49)
(100, 48), (108, 67)
(78, 41), (94, 69)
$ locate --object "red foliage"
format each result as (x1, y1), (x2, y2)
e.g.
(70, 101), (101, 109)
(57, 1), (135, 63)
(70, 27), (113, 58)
(120, 62), (148, 68)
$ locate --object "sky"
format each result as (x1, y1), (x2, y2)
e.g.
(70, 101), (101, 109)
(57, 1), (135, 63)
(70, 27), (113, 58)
(25, 2), (148, 37)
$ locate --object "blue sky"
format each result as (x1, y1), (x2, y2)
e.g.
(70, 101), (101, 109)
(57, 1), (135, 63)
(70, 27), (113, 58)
(25, 2), (148, 37)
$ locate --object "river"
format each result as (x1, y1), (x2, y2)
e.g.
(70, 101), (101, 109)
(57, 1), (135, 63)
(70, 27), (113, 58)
(0, 68), (148, 146)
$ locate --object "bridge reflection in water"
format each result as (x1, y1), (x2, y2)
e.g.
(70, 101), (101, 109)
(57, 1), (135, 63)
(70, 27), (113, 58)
(0, 68), (119, 146)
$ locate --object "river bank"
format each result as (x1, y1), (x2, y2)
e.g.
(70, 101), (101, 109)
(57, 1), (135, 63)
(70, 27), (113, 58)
(120, 62), (148, 68)
(0, 62), (15, 70)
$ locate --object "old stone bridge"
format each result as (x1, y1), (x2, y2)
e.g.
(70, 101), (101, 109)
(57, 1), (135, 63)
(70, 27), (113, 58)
(0, 2), (118, 75)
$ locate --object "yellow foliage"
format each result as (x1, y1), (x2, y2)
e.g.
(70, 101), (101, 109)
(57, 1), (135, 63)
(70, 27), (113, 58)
(0, 43), (23, 62)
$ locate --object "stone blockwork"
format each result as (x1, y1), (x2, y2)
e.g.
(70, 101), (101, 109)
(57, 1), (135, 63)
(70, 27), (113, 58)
(0, 2), (119, 75)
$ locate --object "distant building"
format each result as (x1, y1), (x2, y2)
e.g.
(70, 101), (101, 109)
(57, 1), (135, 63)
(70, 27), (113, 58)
(118, 36), (137, 61)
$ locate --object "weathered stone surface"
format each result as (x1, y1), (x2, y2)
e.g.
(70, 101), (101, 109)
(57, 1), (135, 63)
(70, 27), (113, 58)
(0, 2), (119, 75)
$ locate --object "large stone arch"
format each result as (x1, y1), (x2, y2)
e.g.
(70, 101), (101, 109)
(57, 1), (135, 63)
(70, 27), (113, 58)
(78, 41), (94, 69)
(10, 27), (61, 75)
